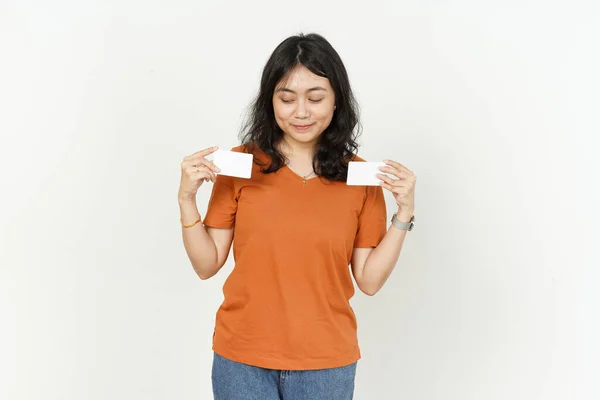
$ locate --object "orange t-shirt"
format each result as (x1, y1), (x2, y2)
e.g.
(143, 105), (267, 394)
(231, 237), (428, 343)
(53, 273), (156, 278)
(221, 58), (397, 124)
(202, 144), (387, 370)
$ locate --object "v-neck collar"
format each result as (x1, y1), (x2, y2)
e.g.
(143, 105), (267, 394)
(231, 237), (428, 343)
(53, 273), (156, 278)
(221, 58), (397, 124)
(282, 165), (320, 184)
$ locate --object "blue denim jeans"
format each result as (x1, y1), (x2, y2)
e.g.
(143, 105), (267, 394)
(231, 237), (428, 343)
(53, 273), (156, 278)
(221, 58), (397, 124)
(211, 352), (357, 400)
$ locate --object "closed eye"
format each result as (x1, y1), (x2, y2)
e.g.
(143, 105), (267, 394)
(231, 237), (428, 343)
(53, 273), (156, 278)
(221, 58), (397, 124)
(280, 98), (324, 104)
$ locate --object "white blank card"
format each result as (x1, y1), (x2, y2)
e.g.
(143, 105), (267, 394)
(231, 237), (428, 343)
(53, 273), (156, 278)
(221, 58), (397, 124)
(346, 161), (386, 186)
(212, 149), (253, 179)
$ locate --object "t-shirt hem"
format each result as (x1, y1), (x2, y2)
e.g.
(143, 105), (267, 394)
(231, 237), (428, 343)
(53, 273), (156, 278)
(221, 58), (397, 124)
(212, 343), (361, 371)
(353, 240), (379, 248)
(202, 220), (234, 229)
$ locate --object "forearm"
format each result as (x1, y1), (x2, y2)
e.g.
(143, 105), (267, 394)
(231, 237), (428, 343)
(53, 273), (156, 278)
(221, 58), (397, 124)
(361, 210), (412, 294)
(178, 197), (218, 279)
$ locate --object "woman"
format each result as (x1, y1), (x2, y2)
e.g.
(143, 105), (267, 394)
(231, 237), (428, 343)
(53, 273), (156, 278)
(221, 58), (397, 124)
(178, 33), (416, 400)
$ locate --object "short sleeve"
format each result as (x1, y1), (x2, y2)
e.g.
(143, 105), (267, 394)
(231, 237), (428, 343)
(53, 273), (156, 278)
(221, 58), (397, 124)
(203, 173), (238, 229)
(353, 185), (387, 248)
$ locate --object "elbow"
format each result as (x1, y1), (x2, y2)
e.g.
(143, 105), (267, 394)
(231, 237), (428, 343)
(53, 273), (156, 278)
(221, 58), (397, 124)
(359, 285), (379, 296)
(198, 271), (216, 280)
(192, 262), (219, 281)
(356, 276), (379, 296)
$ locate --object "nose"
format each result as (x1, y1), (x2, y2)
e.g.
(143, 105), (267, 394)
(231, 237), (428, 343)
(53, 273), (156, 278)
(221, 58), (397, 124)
(293, 100), (310, 119)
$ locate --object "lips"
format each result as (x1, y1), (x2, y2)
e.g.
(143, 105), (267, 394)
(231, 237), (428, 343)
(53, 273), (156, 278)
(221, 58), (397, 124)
(293, 123), (314, 131)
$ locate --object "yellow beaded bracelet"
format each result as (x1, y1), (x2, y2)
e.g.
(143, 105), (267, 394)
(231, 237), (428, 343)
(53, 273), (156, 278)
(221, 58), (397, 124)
(181, 217), (201, 228)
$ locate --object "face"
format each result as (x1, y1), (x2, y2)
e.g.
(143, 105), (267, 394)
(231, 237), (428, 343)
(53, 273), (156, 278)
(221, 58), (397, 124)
(272, 65), (336, 147)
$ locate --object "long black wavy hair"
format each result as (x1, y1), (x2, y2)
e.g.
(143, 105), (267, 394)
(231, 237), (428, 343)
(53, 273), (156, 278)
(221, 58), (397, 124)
(239, 33), (362, 182)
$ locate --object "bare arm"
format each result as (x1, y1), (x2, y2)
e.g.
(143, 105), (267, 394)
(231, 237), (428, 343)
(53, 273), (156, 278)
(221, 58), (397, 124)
(352, 159), (417, 295)
(178, 145), (233, 280)
(351, 210), (411, 296)
(179, 198), (234, 280)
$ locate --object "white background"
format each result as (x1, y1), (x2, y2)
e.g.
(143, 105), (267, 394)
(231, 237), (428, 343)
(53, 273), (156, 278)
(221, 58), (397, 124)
(1, 1), (598, 399)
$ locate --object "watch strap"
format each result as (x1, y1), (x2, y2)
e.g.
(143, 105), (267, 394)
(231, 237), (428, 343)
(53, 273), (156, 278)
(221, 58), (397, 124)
(391, 213), (414, 231)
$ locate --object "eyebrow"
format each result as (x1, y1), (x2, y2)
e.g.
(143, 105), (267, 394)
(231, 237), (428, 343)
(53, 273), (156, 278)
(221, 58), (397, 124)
(275, 86), (328, 94)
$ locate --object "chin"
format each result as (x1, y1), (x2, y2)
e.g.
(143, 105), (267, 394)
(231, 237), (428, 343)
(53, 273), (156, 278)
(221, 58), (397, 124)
(286, 127), (324, 142)
(289, 133), (320, 144)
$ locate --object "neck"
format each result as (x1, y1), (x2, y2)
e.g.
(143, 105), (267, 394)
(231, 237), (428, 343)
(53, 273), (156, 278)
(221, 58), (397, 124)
(278, 134), (316, 161)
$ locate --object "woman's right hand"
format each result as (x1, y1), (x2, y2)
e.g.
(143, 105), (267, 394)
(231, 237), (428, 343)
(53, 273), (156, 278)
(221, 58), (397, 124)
(178, 146), (221, 201)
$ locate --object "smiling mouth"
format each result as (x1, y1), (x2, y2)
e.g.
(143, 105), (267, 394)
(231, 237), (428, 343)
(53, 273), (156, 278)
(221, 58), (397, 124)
(293, 124), (314, 130)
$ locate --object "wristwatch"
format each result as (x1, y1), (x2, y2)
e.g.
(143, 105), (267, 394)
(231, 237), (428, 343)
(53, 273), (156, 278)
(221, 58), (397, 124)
(391, 213), (415, 231)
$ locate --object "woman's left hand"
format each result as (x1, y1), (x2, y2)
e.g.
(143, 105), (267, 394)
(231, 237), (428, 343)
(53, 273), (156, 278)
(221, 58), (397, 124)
(377, 159), (416, 219)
